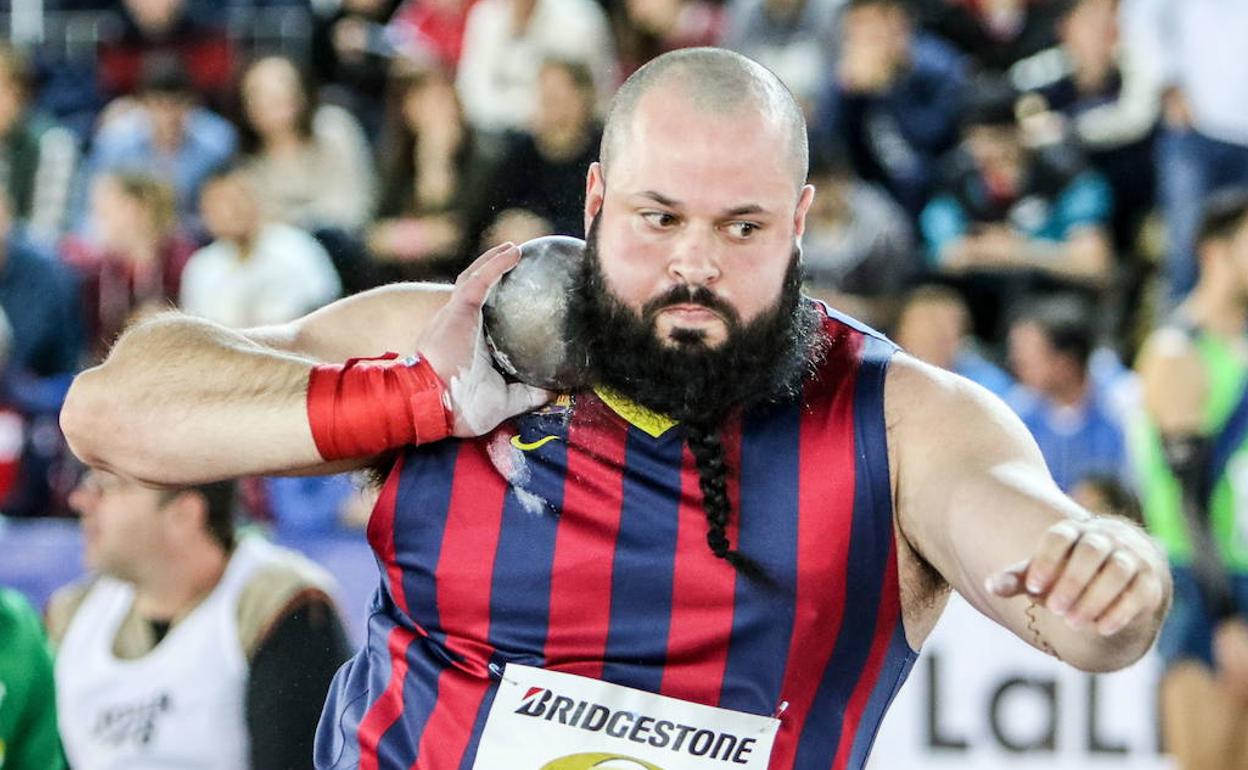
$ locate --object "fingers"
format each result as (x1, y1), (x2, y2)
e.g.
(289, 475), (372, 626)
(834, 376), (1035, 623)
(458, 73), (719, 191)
(1020, 521), (1081, 596)
(1040, 531), (1114, 616)
(1065, 549), (1140, 629)
(1093, 570), (1164, 637)
(986, 560), (1029, 597)
(454, 243), (521, 308)
(505, 382), (554, 414)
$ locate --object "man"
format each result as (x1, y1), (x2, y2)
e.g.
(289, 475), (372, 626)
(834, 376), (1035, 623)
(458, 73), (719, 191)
(83, 54), (236, 229)
(0, 188), (82, 518)
(46, 474), (353, 770)
(61, 49), (1170, 769)
(0, 44), (77, 246)
(0, 586), (65, 769)
(815, 0), (967, 216)
(1006, 294), (1130, 492)
(893, 284), (1013, 398)
(1123, 0), (1248, 302)
(179, 163), (341, 329)
(1133, 189), (1248, 770)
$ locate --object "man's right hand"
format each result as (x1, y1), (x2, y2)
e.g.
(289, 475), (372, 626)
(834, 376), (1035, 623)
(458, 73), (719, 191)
(418, 242), (553, 437)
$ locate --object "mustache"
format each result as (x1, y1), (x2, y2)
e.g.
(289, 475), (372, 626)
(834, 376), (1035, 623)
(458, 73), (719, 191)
(641, 284), (741, 327)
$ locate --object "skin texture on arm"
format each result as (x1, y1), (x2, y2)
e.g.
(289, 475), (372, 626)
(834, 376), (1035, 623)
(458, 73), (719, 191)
(60, 281), (455, 485)
(889, 354), (1170, 671)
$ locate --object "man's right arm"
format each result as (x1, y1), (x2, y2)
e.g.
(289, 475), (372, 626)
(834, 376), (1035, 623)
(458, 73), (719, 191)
(60, 282), (454, 486)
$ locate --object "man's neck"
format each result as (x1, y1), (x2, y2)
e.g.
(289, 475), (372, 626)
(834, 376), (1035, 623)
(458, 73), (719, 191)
(131, 542), (229, 622)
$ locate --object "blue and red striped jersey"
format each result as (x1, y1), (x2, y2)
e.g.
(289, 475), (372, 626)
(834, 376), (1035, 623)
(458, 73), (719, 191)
(314, 307), (918, 770)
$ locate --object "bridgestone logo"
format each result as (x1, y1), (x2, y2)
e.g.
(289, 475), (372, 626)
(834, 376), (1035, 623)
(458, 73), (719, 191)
(514, 688), (758, 765)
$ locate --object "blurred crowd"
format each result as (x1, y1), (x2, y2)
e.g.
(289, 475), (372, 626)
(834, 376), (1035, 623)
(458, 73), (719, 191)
(0, 0), (1197, 529)
(2, 0), (1248, 766)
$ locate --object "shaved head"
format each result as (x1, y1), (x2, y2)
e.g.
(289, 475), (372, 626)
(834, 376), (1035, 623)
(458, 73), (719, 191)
(600, 48), (809, 189)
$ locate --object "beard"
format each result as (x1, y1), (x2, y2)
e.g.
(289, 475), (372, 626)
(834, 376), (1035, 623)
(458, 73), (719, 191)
(565, 217), (827, 424)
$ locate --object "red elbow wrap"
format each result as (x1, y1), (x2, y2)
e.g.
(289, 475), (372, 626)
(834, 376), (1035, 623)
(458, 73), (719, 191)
(306, 352), (454, 461)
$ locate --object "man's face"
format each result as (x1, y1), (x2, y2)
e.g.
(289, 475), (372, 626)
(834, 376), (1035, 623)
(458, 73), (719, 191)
(536, 65), (592, 137)
(1009, 321), (1068, 395)
(572, 88), (820, 420)
(200, 174), (258, 242)
(69, 471), (170, 581)
(966, 124), (1024, 175)
(584, 87), (813, 350)
(895, 299), (965, 371)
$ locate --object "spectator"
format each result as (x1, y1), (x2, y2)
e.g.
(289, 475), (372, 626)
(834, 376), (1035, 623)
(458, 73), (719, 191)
(911, 0), (1064, 73)
(469, 58), (601, 248)
(84, 54), (237, 231)
(920, 77), (1114, 338)
(1010, 0), (1159, 255)
(0, 45), (78, 247)
(96, 0), (234, 110)
(180, 164), (341, 328)
(62, 171), (195, 360)
(800, 146), (917, 329)
(48, 473), (352, 770)
(1124, 0), (1248, 304)
(893, 283), (1014, 398)
(613, 0), (724, 79)
(815, 0), (967, 216)
(311, 0), (406, 138)
(721, 0), (845, 116)
(1006, 294), (1129, 492)
(455, 0), (614, 134)
(369, 63), (491, 281)
(0, 189), (83, 518)
(238, 55), (375, 235)
(1133, 188), (1248, 770)
(0, 585), (66, 769)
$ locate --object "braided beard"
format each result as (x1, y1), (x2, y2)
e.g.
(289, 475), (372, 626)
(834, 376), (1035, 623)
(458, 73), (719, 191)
(567, 216), (825, 425)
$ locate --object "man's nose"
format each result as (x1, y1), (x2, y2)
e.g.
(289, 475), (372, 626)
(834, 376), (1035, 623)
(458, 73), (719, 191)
(666, 227), (721, 286)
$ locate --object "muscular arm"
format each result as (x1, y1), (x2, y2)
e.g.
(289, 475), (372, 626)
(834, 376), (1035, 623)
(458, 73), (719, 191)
(890, 355), (1170, 671)
(60, 282), (453, 485)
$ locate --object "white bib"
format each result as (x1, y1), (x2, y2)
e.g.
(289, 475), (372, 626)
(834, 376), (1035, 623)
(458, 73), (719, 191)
(55, 538), (277, 770)
(474, 664), (780, 770)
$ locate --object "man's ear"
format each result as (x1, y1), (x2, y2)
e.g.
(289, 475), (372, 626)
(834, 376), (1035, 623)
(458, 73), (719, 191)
(585, 161), (605, 235)
(793, 183), (816, 240)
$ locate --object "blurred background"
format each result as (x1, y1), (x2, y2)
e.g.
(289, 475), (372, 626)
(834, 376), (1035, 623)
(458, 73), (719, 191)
(0, 0), (1240, 767)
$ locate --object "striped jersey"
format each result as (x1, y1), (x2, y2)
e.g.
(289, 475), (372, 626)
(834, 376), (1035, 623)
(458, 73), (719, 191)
(314, 307), (918, 770)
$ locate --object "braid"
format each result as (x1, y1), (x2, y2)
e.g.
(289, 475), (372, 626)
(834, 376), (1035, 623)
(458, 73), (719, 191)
(684, 421), (771, 585)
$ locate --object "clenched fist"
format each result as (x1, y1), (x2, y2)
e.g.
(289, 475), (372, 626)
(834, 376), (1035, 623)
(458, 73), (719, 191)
(986, 517), (1170, 638)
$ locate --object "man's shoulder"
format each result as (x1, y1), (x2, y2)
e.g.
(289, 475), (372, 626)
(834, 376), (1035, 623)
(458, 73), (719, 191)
(234, 538), (339, 658)
(45, 575), (101, 645)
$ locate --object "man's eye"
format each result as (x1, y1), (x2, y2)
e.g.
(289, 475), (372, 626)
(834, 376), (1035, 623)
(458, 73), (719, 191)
(727, 221), (760, 239)
(641, 211), (677, 228)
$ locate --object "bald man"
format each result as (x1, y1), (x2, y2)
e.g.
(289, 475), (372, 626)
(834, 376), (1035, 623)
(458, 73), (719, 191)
(61, 49), (1169, 770)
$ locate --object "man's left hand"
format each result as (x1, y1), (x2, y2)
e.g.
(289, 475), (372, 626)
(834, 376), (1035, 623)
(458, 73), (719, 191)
(986, 517), (1169, 638)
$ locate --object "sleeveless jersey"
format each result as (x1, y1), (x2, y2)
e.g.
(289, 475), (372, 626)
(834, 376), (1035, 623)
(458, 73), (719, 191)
(55, 537), (278, 770)
(1130, 330), (1248, 572)
(316, 308), (918, 770)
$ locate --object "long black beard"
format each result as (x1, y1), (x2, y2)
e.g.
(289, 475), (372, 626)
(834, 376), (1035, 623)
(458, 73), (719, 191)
(566, 217), (826, 424)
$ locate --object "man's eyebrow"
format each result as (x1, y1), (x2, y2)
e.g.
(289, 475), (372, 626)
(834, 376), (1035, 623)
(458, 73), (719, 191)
(634, 190), (681, 208)
(631, 192), (770, 218)
(722, 204), (767, 218)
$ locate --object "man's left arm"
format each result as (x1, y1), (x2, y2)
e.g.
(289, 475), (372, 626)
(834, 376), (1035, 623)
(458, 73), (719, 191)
(889, 355), (1171, 671)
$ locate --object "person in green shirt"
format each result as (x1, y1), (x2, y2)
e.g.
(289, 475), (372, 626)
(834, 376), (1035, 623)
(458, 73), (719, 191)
(1134, 188), (1248, 769)
(0, 586), (65, 770)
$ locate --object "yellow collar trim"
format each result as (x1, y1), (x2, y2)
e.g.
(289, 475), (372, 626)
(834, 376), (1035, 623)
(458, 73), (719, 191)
(593, 386), (679, 438)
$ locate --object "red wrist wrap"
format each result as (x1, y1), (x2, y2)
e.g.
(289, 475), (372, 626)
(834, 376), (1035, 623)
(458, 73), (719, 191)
(306, 352), (454, 461)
